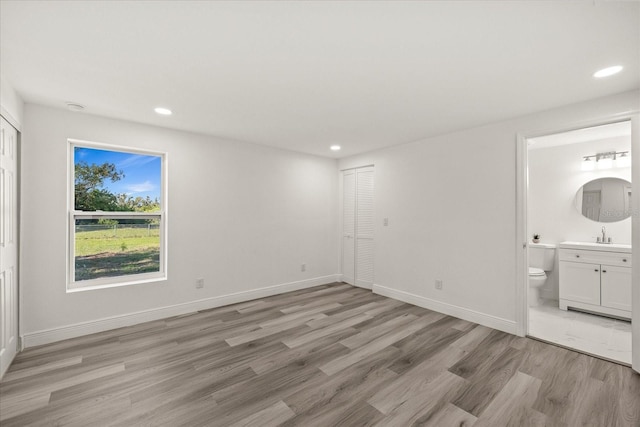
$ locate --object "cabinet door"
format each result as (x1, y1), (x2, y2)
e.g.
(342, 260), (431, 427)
(559, 261), (601, 305)
(601, 265), (632, 312)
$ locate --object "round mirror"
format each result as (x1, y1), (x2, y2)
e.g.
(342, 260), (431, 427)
(575, 177), (632, 223)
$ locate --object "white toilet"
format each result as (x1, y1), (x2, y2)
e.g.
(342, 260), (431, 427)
(528, 243), (556, 307)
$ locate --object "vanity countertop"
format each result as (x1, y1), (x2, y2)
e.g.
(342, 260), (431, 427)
(559, 241), (631, 253)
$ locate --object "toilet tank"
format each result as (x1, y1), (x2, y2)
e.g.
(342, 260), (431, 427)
(529, 243), (556, 270)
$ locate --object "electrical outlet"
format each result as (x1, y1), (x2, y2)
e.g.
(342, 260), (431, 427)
(383, 218), (389, 226)
(435, 279), (443, 290)
(301, 263), (306, 272)
(196, 278), (204, 289)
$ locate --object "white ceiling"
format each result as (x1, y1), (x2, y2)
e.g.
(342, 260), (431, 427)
(1, 1), (638, 158)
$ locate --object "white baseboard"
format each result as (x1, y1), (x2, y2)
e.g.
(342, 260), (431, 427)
(372, 284), (517, 335)
(22, 275), (340, 348)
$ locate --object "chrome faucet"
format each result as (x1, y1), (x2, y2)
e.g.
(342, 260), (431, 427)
(598, 226), (611, 243)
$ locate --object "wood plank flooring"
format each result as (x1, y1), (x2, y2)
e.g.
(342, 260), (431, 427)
(1, 283), (639, 426)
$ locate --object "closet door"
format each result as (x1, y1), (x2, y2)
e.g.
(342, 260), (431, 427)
(341, 170), (356, 285)
(0, 116), (18, 379)
(355, 166), (374, 288)
(341, 166), (374, 289)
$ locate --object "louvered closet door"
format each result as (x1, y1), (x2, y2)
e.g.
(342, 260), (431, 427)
(0, 116), (18, 379)
(355, 167), (374, 288)
(342, 170), (356, 285)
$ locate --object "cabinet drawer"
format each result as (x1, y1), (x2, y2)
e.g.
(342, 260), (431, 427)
(559, 249), (632, 267)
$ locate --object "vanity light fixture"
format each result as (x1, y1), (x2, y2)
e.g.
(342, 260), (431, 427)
(582, 151), (630, 170)
(597, 156), (614, 170)
(616, 152), (631, 168)
(581, 157), (594, 171)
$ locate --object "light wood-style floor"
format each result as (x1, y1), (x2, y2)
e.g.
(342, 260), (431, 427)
(1, 283), (639, 426)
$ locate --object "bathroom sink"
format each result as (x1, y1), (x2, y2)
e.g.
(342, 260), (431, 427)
(559, 241), (631, 253)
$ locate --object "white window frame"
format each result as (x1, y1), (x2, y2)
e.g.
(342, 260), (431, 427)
(67, 139), (167, 292)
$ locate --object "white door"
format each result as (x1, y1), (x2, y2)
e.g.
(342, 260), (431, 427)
(342, 170), (356, 285)
(0, 116), (18, 379)
(341, 166), (374, 289)
(582, 190), (601, 221)
(632, 115), (640, 374)
(355, 167), (374, 288)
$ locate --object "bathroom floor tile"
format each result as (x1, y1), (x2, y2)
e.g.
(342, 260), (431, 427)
(528, 299), (631, 365)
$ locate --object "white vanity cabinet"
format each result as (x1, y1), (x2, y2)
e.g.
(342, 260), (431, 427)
(558, 242), (631, 319)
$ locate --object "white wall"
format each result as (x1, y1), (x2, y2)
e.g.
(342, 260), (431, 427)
(21, 104), (339, 344)
(0, 75), (23, 130)
(339, 90), (639, 333)
(528, 136), (632, 300)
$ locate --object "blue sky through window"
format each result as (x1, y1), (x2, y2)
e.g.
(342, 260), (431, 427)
(74, 147), (161, 201)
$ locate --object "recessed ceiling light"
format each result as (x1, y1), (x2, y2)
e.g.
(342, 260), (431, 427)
(66, 102), (84, 112)
(154, 107), (172, 116)
(593, 65), (623, 78)
(330, 145), (341, 151)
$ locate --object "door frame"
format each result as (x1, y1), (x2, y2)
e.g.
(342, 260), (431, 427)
(515, 112), (639, 372)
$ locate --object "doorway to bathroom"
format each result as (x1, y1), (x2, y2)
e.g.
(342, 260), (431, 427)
(522, 120), (635, 366)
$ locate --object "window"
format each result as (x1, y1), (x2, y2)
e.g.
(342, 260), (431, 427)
(68, 140), (166, 291)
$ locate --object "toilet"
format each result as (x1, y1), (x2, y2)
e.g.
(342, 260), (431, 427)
(528, 243), (556, 306)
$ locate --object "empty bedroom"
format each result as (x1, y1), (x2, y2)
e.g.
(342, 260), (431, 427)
(0, 1), (639, 426)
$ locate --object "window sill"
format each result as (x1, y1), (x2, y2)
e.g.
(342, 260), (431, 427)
(67, 274), (167, 293)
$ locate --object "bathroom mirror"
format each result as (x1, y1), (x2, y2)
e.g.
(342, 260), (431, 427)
(575, 177), (632, 223)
